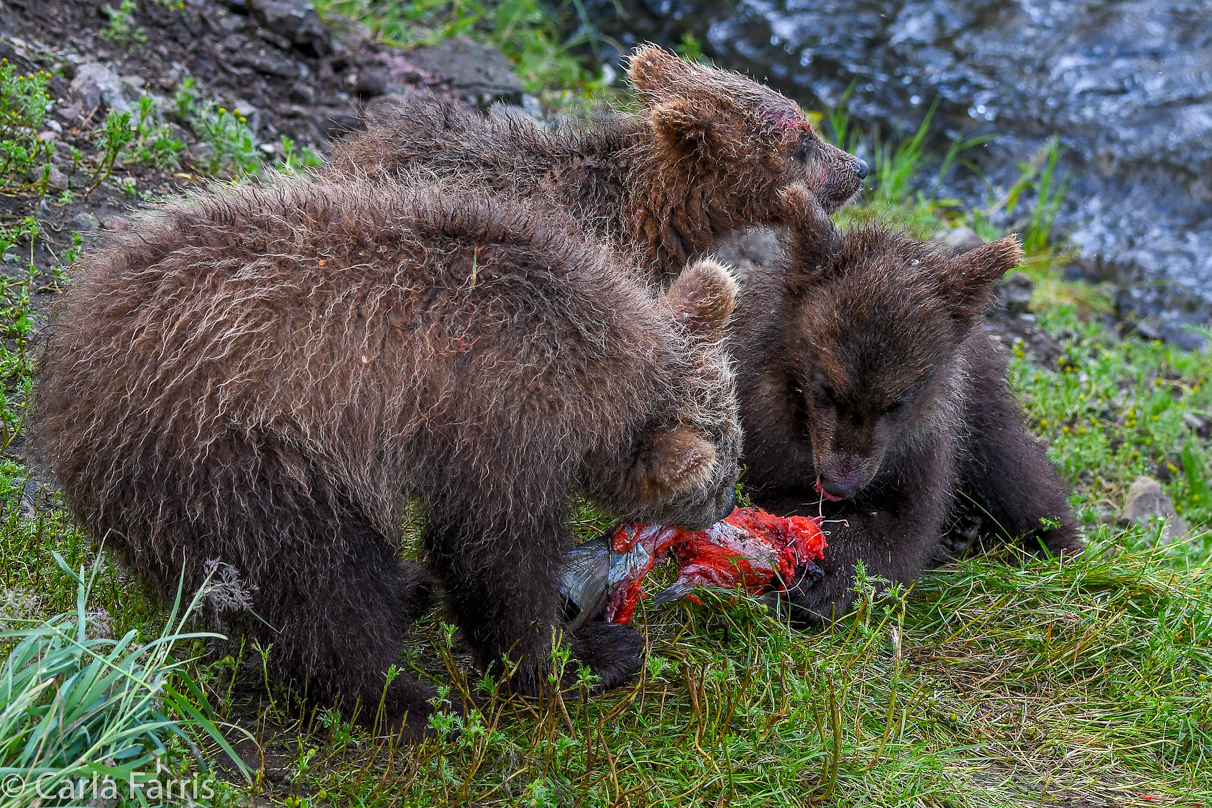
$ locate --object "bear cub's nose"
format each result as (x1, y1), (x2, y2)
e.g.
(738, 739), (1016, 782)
(854, 158), (869, 180)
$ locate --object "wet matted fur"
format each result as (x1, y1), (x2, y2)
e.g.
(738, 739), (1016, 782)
(32, 176), (742, 735)
(326, 45), (866, 287)
(731, 186), (1081, 623)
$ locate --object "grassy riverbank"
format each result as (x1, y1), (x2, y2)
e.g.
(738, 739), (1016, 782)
(0, 2), (1208, 805)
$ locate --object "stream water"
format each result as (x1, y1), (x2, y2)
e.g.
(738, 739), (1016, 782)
(590, 0), (1212, 345)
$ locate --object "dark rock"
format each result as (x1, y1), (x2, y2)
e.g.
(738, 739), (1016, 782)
(308, 107), (360, 141)
(207, 7), (247, 35)
(982, 308), (1064, 368)
(287, 81), (316, 105)
(354, 69), (388, 98)
(70, 62), (131, 114)
(403, 38), (523, 108)
(242, 51), (299, 79)
(246, 0), (330, 57)
(45, 165), (68, 192)
(996, 272), (1035, 316)
(53, 102), (82, 125)
(69, 212), (101, 233)
(253, 26), (293, 51)
(931, 226), (985, 255)
(326, 14), (373, 53)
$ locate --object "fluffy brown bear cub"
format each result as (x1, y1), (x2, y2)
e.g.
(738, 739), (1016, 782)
(326, 45), (867, 286)
(33, 177), (742, 735)
(732, 186), (1082, 623)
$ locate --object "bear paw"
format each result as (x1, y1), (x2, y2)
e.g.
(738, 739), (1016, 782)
(568, 621), (644, 691)
(779, 564), (853, 628)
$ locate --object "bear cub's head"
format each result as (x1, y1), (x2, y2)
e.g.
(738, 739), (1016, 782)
(626, 45), (866, 216)
(589, 259), (742, 530)
(775, 185), (1022, 501)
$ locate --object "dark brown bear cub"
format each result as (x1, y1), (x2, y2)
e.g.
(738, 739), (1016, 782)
(327, 45), (866, 286)
(732, 186), (1081, 623)
(33, 177), (742, 736)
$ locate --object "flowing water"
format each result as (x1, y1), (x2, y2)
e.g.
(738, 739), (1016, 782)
(591, 0), (1212, 345)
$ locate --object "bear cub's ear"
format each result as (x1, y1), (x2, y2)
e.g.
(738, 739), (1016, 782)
(663, 258), (738, 341)
(633, 425), (718, 501)
(650, 97), (720, 155)
(626, 44), (697, 104)
(938, 235), (1024, 320)
(627, 45), (722, 155)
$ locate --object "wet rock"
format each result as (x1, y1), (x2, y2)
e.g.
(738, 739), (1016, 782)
(996, 272), (1035, 316)
(591, 1), (1212, 332)
(246, 0), (330, 56)
(931, 226), (985, 255)
(1121, 476), (1189, 544)
(70, 62), (131, 114)
(403, 38), (524, 108)
(68, 212), (101, 233)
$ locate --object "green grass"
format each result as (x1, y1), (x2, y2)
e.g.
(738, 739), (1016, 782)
(0, 36), (1208, 808)
(0, 555), (250, 808)
(311, 0), (616, 110)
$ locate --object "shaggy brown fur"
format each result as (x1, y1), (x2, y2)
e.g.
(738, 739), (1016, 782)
(325, 45), (866, 286)
(732, 186), (1081, 623)
(32, 176), (742, 735)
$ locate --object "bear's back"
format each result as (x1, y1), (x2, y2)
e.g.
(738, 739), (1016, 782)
(34, 177), (684, 516)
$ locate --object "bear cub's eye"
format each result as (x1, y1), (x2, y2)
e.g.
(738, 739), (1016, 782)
(882, 399), (910, 418)
(792, 134), (815, 162)
(809, 381), (834, 406)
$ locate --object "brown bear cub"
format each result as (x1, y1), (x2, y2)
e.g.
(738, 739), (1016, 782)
(326, 45), (867, 286)
(732, 186), (1082, 623)
(33, 177), (742, 736)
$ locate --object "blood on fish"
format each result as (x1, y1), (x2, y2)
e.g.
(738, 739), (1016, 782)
(604, 506), (827, 625)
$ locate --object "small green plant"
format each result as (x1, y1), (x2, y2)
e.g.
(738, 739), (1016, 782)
(1022, 135), (1070, 252)
(100, 0), (148, 45)
(0, 554), (251, 806)
(274, 136), (323, 173)
(821, 79), (859, 152)
(126, 94), (183, 169)
(85, 109), (134, 195)
(973, 135), (1071, 252)
(174, 81), (262, 177)
(0, 62), (53, 197)
(312, 0), (612, 108)
(871, 101), (937, 204)
(675, 32), (703, 62)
